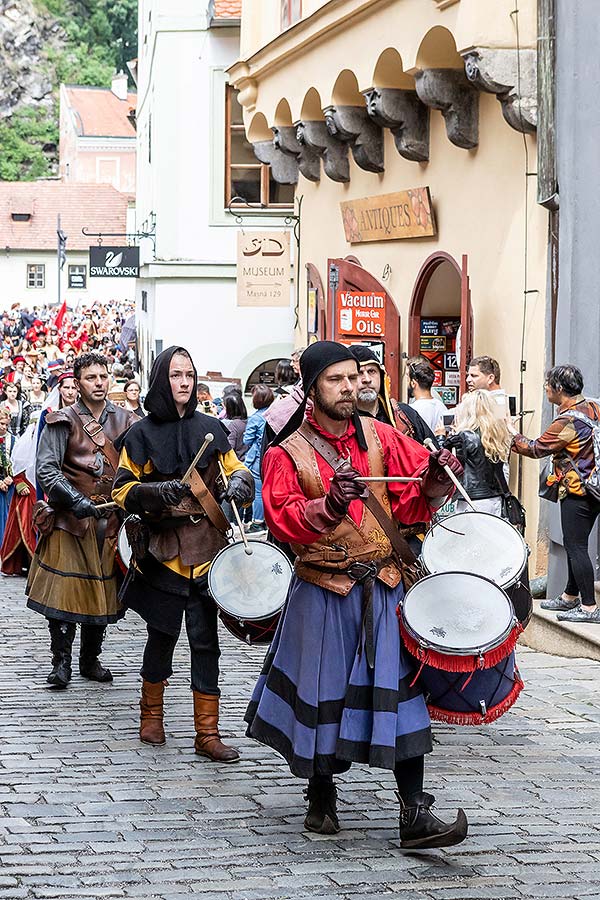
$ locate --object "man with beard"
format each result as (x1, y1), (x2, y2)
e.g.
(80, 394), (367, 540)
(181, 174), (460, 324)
(27, 353), (137, 689)
(245, 341), (467, 849)
(112, 346), (254, 762)
(350, 345), (437, 445)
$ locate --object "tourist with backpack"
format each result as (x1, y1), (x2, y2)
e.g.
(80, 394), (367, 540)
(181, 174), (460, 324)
(508, 364), (600, 623)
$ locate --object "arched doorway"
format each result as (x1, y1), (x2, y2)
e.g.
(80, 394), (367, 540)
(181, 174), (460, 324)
(327, 257), (402, 397)
(409, 252), (472, 404)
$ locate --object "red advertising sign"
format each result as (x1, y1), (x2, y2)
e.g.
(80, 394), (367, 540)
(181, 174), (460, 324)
(336, 290), (386, 337)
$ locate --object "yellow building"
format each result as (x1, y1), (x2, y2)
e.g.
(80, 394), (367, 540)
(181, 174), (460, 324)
(229, 0), (548, 568)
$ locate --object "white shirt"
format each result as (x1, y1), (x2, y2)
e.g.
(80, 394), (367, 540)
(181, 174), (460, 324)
(410, 397), (449, 431)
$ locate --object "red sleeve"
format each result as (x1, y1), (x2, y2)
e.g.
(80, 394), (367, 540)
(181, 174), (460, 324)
(373, 420), (433, 525)
(262, 446), (323, 545)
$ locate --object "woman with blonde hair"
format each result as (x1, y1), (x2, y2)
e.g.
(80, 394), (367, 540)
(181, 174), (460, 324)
(444, 389), (512, 515)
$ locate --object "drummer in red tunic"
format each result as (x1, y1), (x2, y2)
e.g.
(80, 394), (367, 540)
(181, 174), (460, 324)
(245, 341), (468, 849)
(112, 346), (253, 761)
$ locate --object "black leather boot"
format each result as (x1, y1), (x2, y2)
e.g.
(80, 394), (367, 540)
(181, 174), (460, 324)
(398, 791), (468, 849)
(304, 777), (340, 835)
(79, 624), (113, 682)
(47, 619), (75, 689)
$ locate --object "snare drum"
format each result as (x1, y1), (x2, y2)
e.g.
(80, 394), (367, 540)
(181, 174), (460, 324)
(115, 521), (132, 574)
(421, 511), (528, 590)
(399, 572), (524, 725)
(208, 539), (292, 645)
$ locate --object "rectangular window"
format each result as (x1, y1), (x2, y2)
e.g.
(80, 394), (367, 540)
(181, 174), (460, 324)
(27, 264), (45, 289)
(68, 264), (86, 289)
(225, 85), (294, 210)
(281, 0), (302, 29)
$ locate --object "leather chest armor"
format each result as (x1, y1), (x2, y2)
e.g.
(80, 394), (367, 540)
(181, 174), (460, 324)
(280, 418), (402, 596)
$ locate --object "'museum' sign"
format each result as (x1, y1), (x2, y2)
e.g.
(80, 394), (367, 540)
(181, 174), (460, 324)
(340, 188), (436, 243)
(237, 231), (291, 307)
(89, 246), (139, 277)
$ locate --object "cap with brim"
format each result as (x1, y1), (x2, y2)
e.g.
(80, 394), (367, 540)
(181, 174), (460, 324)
(272, 340), (366, 448)
(57, 370), (75, 384)
(47, 360), (64, 371)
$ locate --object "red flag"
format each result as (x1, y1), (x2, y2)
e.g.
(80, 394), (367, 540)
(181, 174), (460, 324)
(54, 301), (67, 331)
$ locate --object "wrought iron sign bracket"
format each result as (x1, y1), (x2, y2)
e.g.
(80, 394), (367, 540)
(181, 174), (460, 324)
(82, 212), (156, 255)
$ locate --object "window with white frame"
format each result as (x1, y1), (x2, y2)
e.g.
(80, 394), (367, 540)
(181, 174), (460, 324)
(27, 264), (45, 289)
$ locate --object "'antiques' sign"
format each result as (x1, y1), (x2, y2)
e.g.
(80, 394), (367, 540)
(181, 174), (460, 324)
(237, 231), (291, 307)
(336, 290), (386, 338)
(340, 188), (436, 244)
(89, 246), (139, 277)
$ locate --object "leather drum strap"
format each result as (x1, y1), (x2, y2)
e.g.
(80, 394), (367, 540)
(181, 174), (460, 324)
(189, 468), (230, 535)
(297, 420), (416, 567)
(73, 408), (120, 473)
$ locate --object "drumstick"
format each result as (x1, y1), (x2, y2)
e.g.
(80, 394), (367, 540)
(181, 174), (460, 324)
(95, 501), (118, 511)
(217, 460), (253, 556)
(356, 476), (422, 483)
(423, 438), (476, 511)
(181, 433), (214, 484)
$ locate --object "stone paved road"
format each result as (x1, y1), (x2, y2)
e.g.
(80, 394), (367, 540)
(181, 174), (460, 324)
(2, 577), (600, 900)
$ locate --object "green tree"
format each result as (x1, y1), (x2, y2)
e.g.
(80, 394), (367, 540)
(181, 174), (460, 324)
(0, 107), (58, 181)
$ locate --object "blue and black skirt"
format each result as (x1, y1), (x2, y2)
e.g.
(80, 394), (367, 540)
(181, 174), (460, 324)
(245, 575), (432, 779)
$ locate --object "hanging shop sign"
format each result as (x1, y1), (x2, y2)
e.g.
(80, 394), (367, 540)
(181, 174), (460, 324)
(237, 231), (291, 307)
(336, 290), (386, 338)
(340, 187), (436, 244)
(89, 246), (139, 277)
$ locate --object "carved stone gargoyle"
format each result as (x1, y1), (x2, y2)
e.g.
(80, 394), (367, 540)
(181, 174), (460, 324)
(414, 68), (479, 150)
(322, 105), (384, 173)
(462, 47), (537, 134)
(272, 125), (321, 182)
(295, 120), (350, 183)
(252, 140), (299, 184)
(363, 86), (430, 162)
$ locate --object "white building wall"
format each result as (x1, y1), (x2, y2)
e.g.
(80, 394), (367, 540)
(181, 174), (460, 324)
(0, 251), (135, 312)
(135, 1), (295, 385)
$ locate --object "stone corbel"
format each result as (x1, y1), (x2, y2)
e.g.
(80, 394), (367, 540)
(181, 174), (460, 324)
(363, 87), (430, 162)
(462, 47), (537, 134)
(414, 68), (479, 150)
(272, 125), (321, 182)
(295, 120), (350, 183)
(322, 105), (384, 173)
(252, 141), (299, 184)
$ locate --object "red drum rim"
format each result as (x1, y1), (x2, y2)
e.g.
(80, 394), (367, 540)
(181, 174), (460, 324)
(427, 668), (524, 725)
(421, 511), (529, 589)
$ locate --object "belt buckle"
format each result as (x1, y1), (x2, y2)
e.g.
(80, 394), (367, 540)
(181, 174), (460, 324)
(347, 561), (378, 583)
(83, 421), (103, 438)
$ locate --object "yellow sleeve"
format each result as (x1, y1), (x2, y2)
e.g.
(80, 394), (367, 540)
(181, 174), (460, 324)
(111, 447), (155, 509)
(219, 448), (250, 478)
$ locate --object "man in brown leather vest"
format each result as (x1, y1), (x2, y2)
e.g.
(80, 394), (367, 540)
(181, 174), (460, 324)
(245, 341), (469, 851)
(27, 352), (137, 689)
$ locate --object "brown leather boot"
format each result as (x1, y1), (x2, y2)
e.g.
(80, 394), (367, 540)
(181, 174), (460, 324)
(193, 691), (240, 763)
(140, 680), (166, 745)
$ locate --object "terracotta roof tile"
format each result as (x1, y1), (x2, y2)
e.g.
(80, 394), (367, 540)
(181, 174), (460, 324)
(65, 86), (137, 138)
(0, 183), (131, 251)
(213, 0), (242, 18)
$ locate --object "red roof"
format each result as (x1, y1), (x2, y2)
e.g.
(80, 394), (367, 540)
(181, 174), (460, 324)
(0, 183), (131, 251)
(65, 85), (137, 138)
(213, 0), (242, 18)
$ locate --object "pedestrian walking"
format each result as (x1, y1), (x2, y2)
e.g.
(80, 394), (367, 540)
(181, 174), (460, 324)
(509, 364), (600, 623)
(408, 360), (449, 432)
(243, 383), (274, 534)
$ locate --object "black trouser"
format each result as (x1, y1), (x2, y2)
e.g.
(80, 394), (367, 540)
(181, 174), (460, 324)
(561, 493), (600, 606)
(310, 755), (424, 803)
(141, 584), (220, 694)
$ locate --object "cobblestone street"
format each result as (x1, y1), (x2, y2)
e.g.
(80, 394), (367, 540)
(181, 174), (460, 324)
(2, 576), (600, 900)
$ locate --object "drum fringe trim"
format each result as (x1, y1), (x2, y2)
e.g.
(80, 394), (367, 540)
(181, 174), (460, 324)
(399, 618), (523, 675)
(427, 675), (524, 726)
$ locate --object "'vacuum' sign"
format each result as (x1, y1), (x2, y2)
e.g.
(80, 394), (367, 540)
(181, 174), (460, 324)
(89, 246), (139, 277)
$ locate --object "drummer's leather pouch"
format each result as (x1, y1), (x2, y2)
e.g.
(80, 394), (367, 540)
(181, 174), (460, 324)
(125, 514), (150, 562)
(32, 500), (55, 536)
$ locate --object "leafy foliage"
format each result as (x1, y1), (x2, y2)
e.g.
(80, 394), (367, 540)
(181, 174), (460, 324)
(3, 0), (137, 180)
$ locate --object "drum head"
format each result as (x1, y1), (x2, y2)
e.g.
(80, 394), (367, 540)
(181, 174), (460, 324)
(421, 512), (527, 588)
(403, 572), (514, 654)
(117, 524), (132, 569)
(209, 540), (292, 620)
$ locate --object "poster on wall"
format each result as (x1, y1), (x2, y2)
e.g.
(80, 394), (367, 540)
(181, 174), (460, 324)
(336, 290), (386, 338)
(236, 231), (291, 307)
(307, 287), (318, 335)
(437, 386), (458, 406)
(445, 371), (461, 387)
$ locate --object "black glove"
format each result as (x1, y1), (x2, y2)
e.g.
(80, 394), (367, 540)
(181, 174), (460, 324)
(325, 462), (368, 518)
(224, 471), (254, 505)
(126, 480), (191, 516)
(47, 478), (101, 520)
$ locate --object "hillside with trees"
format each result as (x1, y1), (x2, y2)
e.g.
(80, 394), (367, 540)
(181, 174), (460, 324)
(0, 0), (137, 180)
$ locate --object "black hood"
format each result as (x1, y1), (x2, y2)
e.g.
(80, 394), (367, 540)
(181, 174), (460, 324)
(144, 345), (198, 422)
